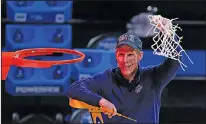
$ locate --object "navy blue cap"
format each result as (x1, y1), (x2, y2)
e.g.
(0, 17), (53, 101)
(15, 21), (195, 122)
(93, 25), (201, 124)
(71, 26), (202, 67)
(116, 32), (142, 51)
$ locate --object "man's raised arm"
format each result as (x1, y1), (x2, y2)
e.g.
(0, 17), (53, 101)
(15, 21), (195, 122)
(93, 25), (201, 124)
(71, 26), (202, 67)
(151, 57), (181, 90)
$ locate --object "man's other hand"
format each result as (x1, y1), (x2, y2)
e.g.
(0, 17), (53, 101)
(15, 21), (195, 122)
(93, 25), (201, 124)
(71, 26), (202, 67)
(99, 98), (117, 118)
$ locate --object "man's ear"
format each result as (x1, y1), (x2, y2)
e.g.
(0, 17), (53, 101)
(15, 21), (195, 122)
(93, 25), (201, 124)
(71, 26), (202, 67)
(139, 51), (144, 60)
(136, 51), (143, 61)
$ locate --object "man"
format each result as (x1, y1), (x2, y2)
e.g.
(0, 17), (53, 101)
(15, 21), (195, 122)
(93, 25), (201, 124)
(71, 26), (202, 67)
(67, 32), (180, 123)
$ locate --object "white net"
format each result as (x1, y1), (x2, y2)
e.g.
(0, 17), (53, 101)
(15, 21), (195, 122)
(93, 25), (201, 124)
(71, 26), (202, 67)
(146, 15), (193, 71)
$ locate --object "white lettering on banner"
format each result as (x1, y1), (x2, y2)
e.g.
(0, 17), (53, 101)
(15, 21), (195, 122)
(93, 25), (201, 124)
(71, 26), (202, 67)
(15, 86), (61, 94)
(31, 15), (43, 20)
(15, 13), (27, 22)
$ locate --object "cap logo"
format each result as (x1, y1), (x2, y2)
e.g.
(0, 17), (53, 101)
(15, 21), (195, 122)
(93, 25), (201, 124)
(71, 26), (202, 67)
(118, 34), (135, 42)
(139, 42), (142, 47)
(128, 35), (135, 42)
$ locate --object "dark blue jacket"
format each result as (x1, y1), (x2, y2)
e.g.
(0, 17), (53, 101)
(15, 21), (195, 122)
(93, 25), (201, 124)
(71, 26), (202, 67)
(67, 58), (180, 123)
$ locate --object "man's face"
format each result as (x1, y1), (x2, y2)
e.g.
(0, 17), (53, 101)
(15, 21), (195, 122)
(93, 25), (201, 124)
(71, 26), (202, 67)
(116, 45), (143, 77)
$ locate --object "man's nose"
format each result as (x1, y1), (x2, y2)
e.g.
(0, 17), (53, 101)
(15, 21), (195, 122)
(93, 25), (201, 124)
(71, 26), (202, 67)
(123, 56), (128, 63)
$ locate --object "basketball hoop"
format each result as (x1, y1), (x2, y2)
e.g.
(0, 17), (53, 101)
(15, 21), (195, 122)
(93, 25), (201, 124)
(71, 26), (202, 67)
(146, 15), (194, 71)
(2, 48), (85, 80)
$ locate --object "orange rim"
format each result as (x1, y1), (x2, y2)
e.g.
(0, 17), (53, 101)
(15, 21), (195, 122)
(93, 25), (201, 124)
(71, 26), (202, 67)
(2, 52), (15, 80)
(12, 48), (85, 68)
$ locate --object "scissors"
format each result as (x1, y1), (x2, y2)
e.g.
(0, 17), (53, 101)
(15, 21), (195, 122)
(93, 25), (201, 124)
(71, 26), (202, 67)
(100, 107), (137, 122)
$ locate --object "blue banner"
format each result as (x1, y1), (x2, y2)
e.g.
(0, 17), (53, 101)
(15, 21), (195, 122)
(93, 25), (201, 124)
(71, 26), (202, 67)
(141, 50), (206, 78)
(6, 24), (72, 50)
(7, 1), (73, 23)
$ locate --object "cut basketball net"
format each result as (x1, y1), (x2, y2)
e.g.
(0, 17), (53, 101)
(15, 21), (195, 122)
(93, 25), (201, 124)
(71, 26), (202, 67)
(146, 15), (194, 71)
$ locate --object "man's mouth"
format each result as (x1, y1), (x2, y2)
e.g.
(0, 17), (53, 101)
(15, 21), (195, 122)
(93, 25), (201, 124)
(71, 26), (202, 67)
(122, 65), (132, 70)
